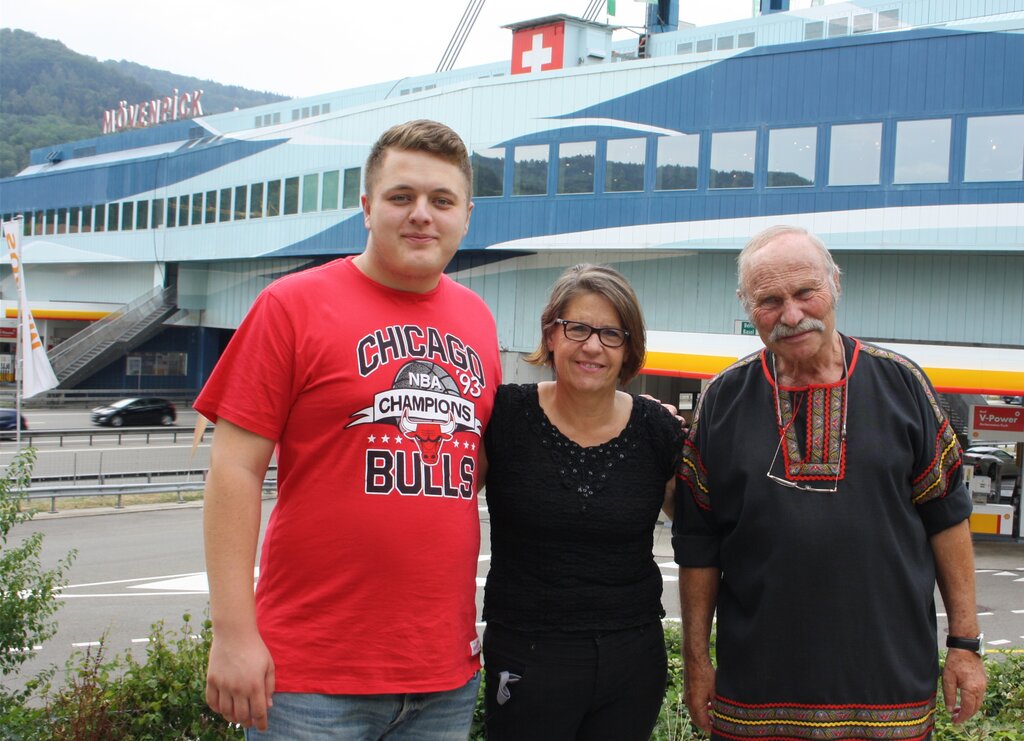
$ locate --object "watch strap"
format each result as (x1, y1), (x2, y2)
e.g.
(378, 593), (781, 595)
(946, 634), (984, 655)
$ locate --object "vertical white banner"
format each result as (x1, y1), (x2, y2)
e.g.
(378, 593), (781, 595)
(2, 220), (58, 398)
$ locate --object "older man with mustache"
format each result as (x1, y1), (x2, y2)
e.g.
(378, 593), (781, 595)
(673, 225), (986, 741)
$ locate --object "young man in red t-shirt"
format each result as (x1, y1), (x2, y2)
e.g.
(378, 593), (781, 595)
(198, 120), (501, 739)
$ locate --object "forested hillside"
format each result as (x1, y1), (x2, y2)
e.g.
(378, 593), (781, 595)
(0, 29), (290, 178)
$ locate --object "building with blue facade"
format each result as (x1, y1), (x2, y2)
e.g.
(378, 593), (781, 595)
(1, 0), (1022, 404)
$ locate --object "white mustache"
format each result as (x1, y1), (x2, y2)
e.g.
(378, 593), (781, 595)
(769, 318), (826, 342)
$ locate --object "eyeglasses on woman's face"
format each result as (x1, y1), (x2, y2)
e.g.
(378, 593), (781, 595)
(554, 319), (629, 348)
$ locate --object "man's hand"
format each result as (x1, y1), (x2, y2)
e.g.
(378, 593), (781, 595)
(206, 629), (276, 731)
(684, 657), (716, 733)
(941, 649), (986, 725)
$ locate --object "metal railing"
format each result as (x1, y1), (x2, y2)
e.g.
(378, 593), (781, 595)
(49, 285), (177, 382)
(23, 476), (277, 514)
(2, 425), (207, 447)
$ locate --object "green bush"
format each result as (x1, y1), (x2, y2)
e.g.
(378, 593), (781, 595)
(0, 448), (75, 735)
(40, 614), (241, 740)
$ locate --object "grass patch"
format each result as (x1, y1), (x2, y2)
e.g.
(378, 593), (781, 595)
(22, 491), (205, 514)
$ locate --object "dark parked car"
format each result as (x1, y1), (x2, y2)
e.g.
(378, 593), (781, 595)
(965, 446), (1020, 483)
(1002, 395), (1023, 405)
(0, 408), (28, 438)
(91, 397), (176, 427)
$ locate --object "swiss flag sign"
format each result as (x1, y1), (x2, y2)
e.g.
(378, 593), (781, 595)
(511, 22), (565, 75)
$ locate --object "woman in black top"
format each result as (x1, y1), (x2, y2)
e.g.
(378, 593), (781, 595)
(482, 264), (682, 740)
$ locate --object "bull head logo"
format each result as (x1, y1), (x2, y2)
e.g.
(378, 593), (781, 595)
(399, 411), (456, 466)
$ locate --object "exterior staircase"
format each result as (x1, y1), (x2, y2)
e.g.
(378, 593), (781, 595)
(50, 285), (178, 389)
(940, 392), (985, 448)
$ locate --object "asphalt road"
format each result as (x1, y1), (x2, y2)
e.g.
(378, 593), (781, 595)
(0, 408), (209, 482)
(2, 500), (1023, 700)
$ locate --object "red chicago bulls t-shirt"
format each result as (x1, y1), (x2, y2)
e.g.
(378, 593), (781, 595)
(195, 257), (500, 694)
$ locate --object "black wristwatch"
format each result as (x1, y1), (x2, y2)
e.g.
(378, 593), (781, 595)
(946, 633), (985, 657)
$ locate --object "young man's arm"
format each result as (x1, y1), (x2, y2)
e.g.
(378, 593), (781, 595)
(203, 419), (277, 731)
(931, 520), (987, 725)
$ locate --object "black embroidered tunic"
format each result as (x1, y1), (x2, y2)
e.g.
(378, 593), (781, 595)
(483, 384), (682, 633)
(673, 335), (972, 740)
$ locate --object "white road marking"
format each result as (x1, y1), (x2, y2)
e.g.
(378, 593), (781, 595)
(988, 639), (1012, 645)
(131, 638), (150, 644)
(71, 642), (101, 648)
(128, 574), (208, 592)
(64, 572), (208, 590)
(994, 571), (1020, 577)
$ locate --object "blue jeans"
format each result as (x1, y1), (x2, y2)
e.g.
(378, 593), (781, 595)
(245, 673), (480, 741)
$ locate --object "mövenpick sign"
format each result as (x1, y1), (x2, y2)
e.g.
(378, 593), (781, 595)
(969, 404), (1024, 442)
(102, 89), (204, 134)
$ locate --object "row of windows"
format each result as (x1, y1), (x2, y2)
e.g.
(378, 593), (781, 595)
(9, 113), (1020, 236)
(254, 102), (332, 129)
(10, 166), (362, 237)
(470, 114), (1024, 197)
(673, 8), (900, 57)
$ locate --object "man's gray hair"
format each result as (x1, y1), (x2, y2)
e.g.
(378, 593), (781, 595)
(736, 225), (841, 315)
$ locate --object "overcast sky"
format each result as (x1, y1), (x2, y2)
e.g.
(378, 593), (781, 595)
(2, 0), (756, 98)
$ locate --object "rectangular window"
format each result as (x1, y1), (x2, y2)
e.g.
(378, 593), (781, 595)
(321, 104), (329, 115)
(342, 168), (361, 209)
(828, 122), (882, 185)
(178, 195), (190, 227)
(558, 142), (595, 194)
(191, 193), (203, 225)
(878, 9), (900, 30)
(205, 190), (217, 223)
(828, 17), (849, 37)
(94, 205), (105, 232)
(219, 188), (231, 221)
(69, 206), (80, 234)
(656, 134), (699, 190)
(676, 42), (693, 55)
(696, 38), (713, 52)
(44, 209), (56, 235)
(266, 180), (281, 216)
(151, 199), (164, 228)
(283, 177), (299, 214)
(33, 210), (44, 235)
(322, 170), (340, 210)
(311, 105), (320, 117)
(717, 36), (734, 51)
(166, 198), (177, 228)
(302, 173), (319, 213)
(22, 212), (31, 236)
(81, 206), (92, 233)
(301, 107), (310, 118)
(274, 111), (282, 123)
(136, 200), (148, 229)
(805, 21), (824, 40)
(853, 13), (873, 33)
(291, 108), (300, 121)
(710, 130), (756, 188)
(121, 202), (134, 231)
(768, 127), (816, 187)
(894, 119), (951, 184)
(605, 138), (646, 192)
(234, 185), (248, 220)
(965, 114), (1024, 182)
(514, 144), (548, 196)
(473, 148), (505, 197)
(57, 207), (68, 234)
(107, 203), (119, 232)
(250, 182), (265, 218)
(738, 32), (755, 48)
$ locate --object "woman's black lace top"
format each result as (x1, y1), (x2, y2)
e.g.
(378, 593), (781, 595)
(482, 384), (683, 633)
